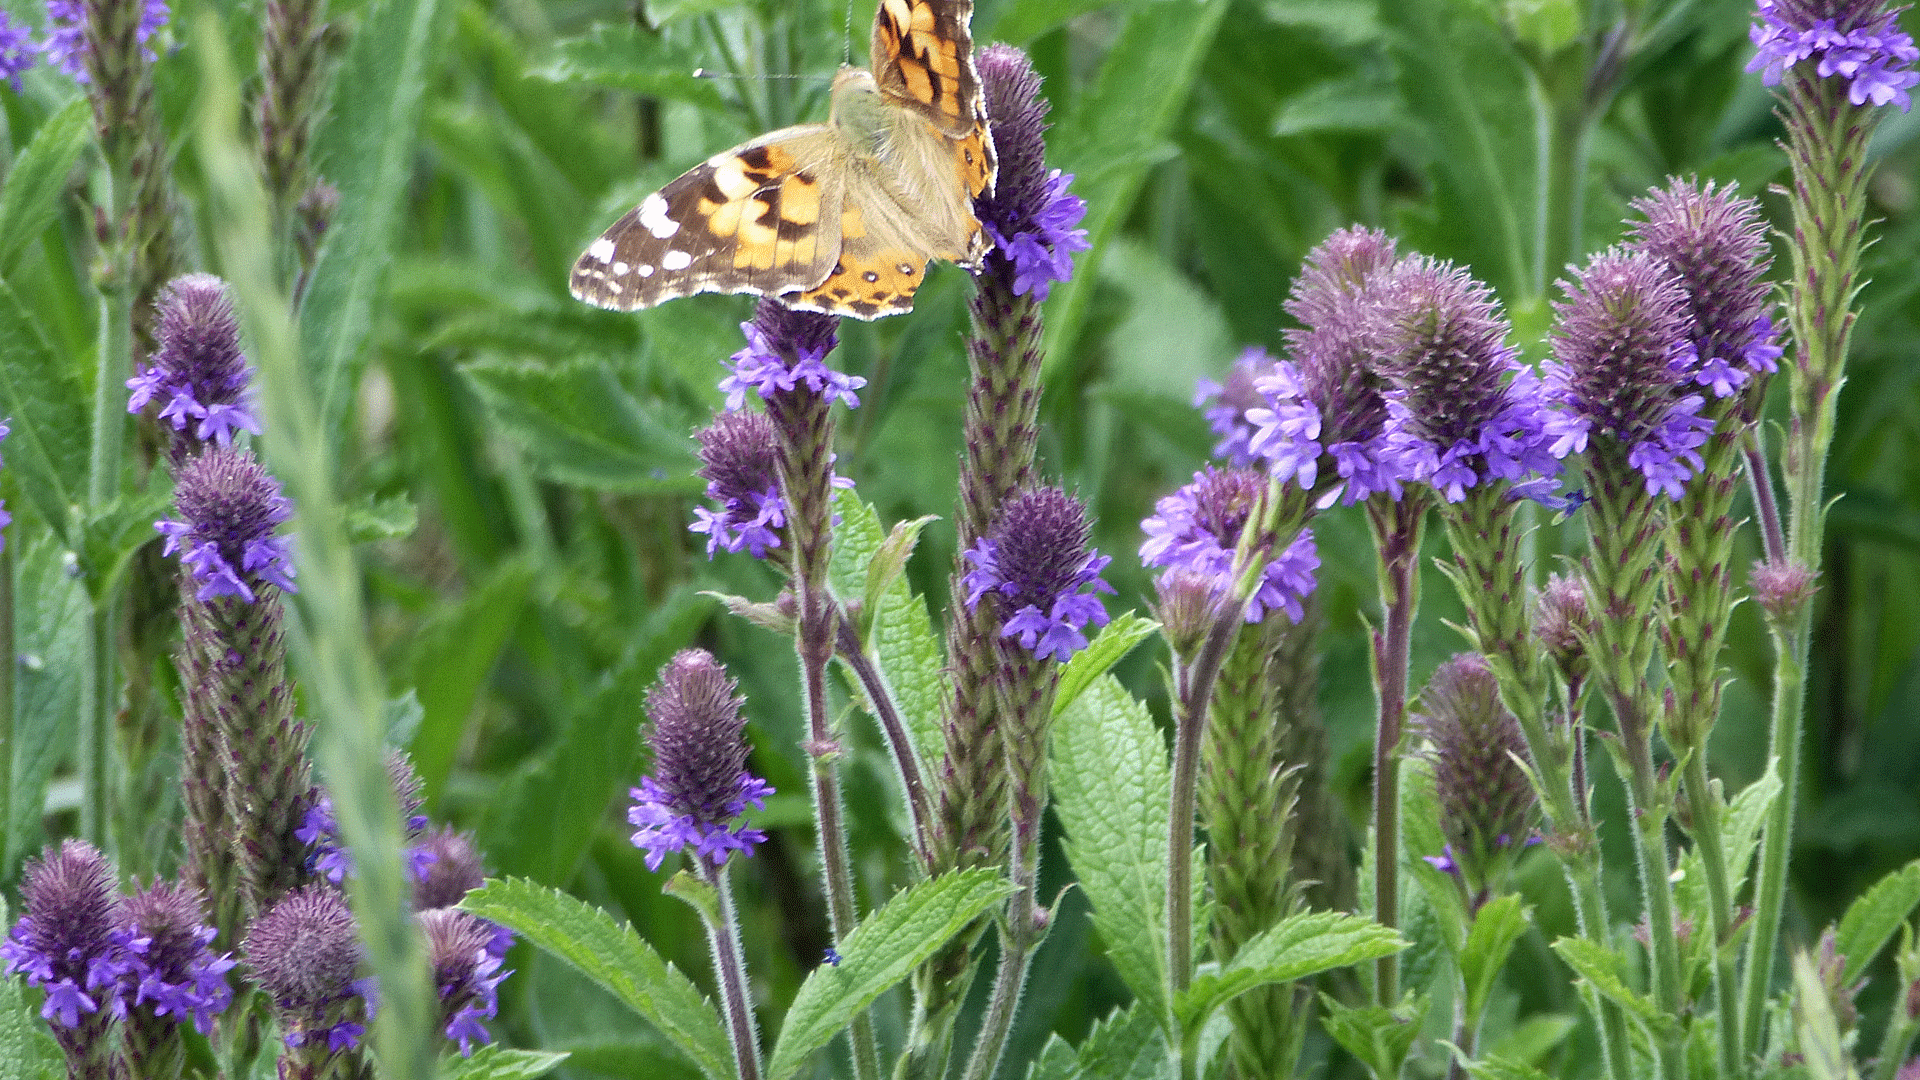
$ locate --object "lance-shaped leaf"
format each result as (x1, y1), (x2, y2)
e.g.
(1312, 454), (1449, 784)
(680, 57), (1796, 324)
(1175, 911), (1407, 1031)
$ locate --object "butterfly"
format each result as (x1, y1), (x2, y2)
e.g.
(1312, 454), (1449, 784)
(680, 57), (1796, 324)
(570, 0), (996, 321)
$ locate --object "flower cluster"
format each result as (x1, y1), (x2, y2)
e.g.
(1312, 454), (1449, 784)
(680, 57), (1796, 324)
(1369, 258), (1563, 502)
(245, 886), (372, 1054)
(0, 11), (35, 90)
(155, 446), (298, 602)
(719, 318), (863, 410)
(963, 487), (1114, 661)
(974, 44), (1091, 301)
(41, 0), (171, 82)
(628, 651), (774, 872)
(1, 841), (129, 1031)
(1415, 653), (1539, 892)
(421, 909), (511, 1056)
(1194, 348), (1277, 467)
(295, 752), (434, 885)
(689, 411), (788, 559)
(1543, 250), (1712, 499)
(1140, 468), (1320, 624)
(128, 275), (260, 447)
(111, 882), (235, 1036)
(1749, 0), (1919, 109)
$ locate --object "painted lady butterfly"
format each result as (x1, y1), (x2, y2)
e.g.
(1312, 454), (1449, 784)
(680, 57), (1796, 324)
(570, 0), (996, 320)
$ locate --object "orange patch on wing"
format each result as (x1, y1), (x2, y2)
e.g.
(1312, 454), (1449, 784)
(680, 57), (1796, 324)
(789, 248), (927, 319)
(956, 129), (993, 198)
(840, 203), (868, 240)
(733, 198), (780, 270)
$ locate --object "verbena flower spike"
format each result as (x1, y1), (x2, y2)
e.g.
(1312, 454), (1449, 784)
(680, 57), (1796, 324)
(627, 650), (772, 873)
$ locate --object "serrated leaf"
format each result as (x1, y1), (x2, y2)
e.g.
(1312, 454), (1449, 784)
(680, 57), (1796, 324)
(0, 100), (92, 281)
(1053, 611), (1157, 720)
(303, 0), (454, 448)
(1834, 860), (1920, 984)
(865, 516), (938, 618)
(463, 357), (699, 492)
(1320, 993), (1429, 1080)
(533, 24), (726, 108)
(460, 877), (732, 1080)
(1024, 1034), (1079, 1080)
(829, 489), (886, 600)
(0, 279), (88, 538)
(1053, 675), (1172, 1024)
(1550, 937), (1673, 1037)
(830, 491), (943, 766)
(438, 1045), (571, 1080)
(1176, 911), (1406, 1031)
(765, 869), (1015, 1080)
(1725, 760), (1782, 899)
(345, 492), (418, 542)
(1792, 949), (1858, 1080)
(1074, 1003), (1171, 1080)
(1459, 894), (1532, 1025)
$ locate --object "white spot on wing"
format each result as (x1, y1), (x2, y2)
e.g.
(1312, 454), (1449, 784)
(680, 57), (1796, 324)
(661, 250), (693, 271)
(638, 194), (679, 239)
(588, 238), (615, 263)
(638, 265), (656, 277)
(613, 262), (629, 276)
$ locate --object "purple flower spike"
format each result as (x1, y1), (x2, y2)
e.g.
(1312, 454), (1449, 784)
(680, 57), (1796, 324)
(297, 751), (432, 885)
(1369, 257), (1562, 502)
(1, 841), (128, 1034)
(1195, 348), (1281, 467)
(157, 445), (297, 603)
(115, 882), (235, 1036)
(1544, 249), (1709, 499)
(974, 45), (1091, 301)
(719, 307), (859, 411)
(44, 0), (170, 83)
(0, 11), (36, 91)
(245, 886), (371, 1057)
(1416, 653), (1538, 891)
(963, 487), (1114, 662)
(628, 650), (774, 872)
(420, 910), (512, 1057)
(130, 275), (258, 449)
(1140, 468), (1320, 624)
(691, 411), (789, 559)
(1750, 0), (1919, 109)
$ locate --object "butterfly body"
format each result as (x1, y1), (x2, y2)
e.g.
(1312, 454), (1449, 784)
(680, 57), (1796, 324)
(571, 0), (995, 320)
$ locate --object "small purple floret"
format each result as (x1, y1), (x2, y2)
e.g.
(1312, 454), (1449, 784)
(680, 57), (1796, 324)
(1749, 0), (1919, 109)
(0, 11), (36, 90)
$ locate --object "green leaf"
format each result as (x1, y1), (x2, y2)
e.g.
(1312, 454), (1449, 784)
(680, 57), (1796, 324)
(1459, 894), (1532, 1027)
(437, 1046), (572, 1080)
(79, 488), (174, 602)
(0, 100), (92, 281)
(1550, 937), (1674, 1037)
(765, 868), (1015, 1080)
(1320, 993), (1429, 1080)
(1725, 760), (1782, 899)
(1052, 674), (1172, 1024)
(1176, 911), (1407, 1031)
(302, 0), (454, 448)
(532, 24), (726, 108)
(829, 489), (887, 601)
(1834, 859), (1920, 984)
(4, 538), (87, 879)
(1053, 611), (1157, 721)
(460, 877), (732, 1080)
(1792, 949), (1858, 1080)
(1024, 1035), (1080, 1080)
(464, 357), (699, 492)
(1462, 1056), (1556, 1080)
(1074, 1003), (1172, 1080)
(0, 279), (88, 538)
(865, 516), (939, 622)
(830, 491), (945, 766)
(405, 557), (537, 797)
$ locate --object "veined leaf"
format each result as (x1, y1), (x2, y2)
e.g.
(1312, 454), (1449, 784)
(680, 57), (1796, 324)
(1054, 612), (1157, 721)
(0, 279), (87, 538)
(1175, 911), (1406, 1031)
(437, 1046), (571, 1080)
(0, 100), (92, 281)
(1834, 859), (1920, 984)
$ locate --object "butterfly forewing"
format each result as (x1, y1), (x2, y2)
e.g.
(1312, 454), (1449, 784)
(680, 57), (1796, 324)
(570, 128), (847, 312)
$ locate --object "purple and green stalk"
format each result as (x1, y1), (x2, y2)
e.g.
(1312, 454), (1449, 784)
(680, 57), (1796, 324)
(723, 299), (877, 1080)
(912, 43), (1088, 1080)
(1741, 0), (1915, 1056)
(1548, 248), (1704, 1080)
(628, 650), (774, 1080)
(115, 882), (236, 1080)
(1629, 177), (1778, 1074)
(257, 0), (331, 269)
(244, 886), (373, 1080)
(957, 488), (1111, 1080)
(1, 841), (130, 1080)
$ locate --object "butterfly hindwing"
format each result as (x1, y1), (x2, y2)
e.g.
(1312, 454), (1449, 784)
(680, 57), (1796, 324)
(871, 0), (981, 137)
(570, 128), (846, 312)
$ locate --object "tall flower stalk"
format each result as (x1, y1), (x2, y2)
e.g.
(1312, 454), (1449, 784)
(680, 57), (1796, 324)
(1740, 0), (1916, 1058)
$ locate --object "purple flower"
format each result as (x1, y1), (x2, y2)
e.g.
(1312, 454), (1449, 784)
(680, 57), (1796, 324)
(962, 487), (1114, 662)
(690, 411), (788, 559)
(41, 0), (170, 83)
(1368, 257), (1563, 502)
(1544, 249), (1710, 499)
(113, 882), (234, 1036)
(245, 886), (370, 1056)
(1750, 0), (1919, 108)
(296, 752), (432, 885)
(1140, 467), (1320, 623)
(719, 316), (861, 411)
(628, 650), (774, 872)
(412, 826), (487, 911)
(420, 910), (511, 1057)
(1416, 653), (1538, 891)
(1195, 348), (1280, 467)
(0, 11), (36, 90)
(129, 275), (259, 448)
(974, 45), (1091, 301)
(0, 841), (129, 1032)
(156, 445), (297, 602)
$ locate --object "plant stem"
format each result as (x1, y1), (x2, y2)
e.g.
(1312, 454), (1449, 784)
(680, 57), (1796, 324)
(835, 610), (931, 859)
(1366, 496), (1425, 1005)
(1615, 702), (1687, 1080)
(959, 803), (1040, 1080)
(1681, 751), (1742, 1076)
(1169, 613), (1242, 1005)
(700, 862), (765, 1080)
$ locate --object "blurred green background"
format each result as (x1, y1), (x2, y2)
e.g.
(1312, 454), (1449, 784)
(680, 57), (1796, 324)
(0, 0), (1916, 1074)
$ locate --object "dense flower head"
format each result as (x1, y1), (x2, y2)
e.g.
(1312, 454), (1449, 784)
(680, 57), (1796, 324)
(0, 840), (128, 1029)
(1751, 558), (1819, 622)
(719, 300), (861, 410)
(42, 0), (170, 82)
(1749, 0), (1919, 108)
(1628, 178), (1781, 401)
(157, 445), (297, 602)
(0, 11), (36, 91)
(412, 827), (487, 911)
(1139, 467), (1320, 623)
(295, 752), (433, 886)
(1415, 653), (1538, 889)
(1194, 348), (1279, 467)
(244, 886), (369, 1052)
(128, 275), (260, 446)
(113, 882), (234, 1035)
(689, 411), (788, 559)
(1534, 572), (1595, 684)
(629, 650), (773, 871)
(1370, 257), (1562, 501)
(963, 487), (1114, 661)
(420, 909), (511, 1057)
(974, 45), (1090, 301)
(1544, 249), (1712, 499)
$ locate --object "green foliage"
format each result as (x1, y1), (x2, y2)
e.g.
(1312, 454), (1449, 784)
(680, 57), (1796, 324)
(1833, 860), (1920, 985)
(1175, 911), (1407, 1031)
(1321, 993), (1431, 1080)
(438, 1046), (572, 1080)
